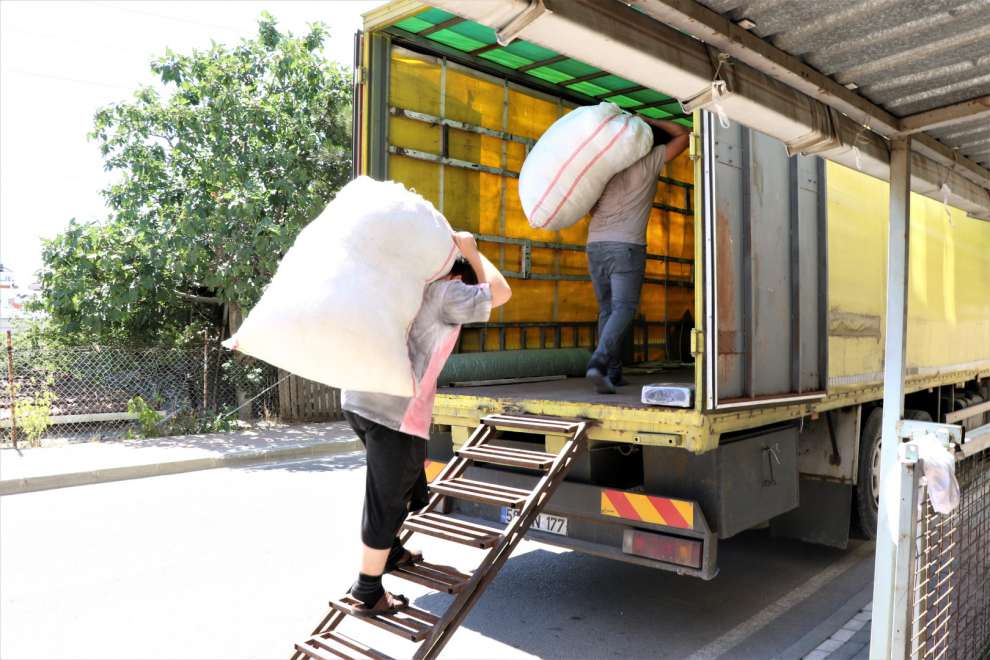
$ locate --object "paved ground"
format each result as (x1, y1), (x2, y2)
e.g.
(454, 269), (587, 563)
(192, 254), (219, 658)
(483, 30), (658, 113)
(803, 604), (872, 660)
(0, 422), (360, 494)
(1, 449), (876, 660)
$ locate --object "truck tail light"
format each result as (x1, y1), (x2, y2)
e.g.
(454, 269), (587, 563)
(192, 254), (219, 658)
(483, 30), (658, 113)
(622, 528), (703, 569)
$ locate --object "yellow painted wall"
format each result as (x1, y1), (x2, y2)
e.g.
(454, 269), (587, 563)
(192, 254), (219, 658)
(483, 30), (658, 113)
(827, 161), (990, 390)
(387, 47), (695, 357)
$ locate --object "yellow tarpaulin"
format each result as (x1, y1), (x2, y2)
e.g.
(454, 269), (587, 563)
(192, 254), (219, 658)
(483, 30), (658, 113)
(827, 161), (990, 389)
(387, 47), (694, 357)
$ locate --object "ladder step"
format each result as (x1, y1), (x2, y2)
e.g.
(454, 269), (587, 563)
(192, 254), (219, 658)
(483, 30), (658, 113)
(296, 630), (392, 660)
(330, 596), (438, 642)
(458, 444), (556, 470)
(390, 559), (472, 594)
(293, 416), (589, 660)
(482, 414), (582, 434)
(430, 477), (530, 508)
(401, 512), (502, 548)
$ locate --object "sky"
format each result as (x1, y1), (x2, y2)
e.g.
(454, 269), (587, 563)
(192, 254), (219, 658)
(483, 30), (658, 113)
(0, 0), (384, 284)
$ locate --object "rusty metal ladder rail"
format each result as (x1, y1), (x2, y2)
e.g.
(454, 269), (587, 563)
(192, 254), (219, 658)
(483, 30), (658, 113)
(292, 414), (588, 660)
(414, 416), (587, 660)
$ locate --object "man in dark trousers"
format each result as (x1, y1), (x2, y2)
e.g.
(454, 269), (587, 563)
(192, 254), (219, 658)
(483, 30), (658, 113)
(341, 231), (512, 615)
(585, 116), (690, 394)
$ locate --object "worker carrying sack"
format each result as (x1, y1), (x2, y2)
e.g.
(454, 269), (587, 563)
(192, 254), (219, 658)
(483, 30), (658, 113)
(223, 176), (458, 397)
(519, 102), (652, 231)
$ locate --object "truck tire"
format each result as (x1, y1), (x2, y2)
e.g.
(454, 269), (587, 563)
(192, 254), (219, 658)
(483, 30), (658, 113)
(856, 407), (932, 539)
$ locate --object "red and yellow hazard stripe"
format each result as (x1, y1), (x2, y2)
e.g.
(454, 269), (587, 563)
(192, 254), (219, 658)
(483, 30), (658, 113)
(600, 489), (695, 530)
(423, 460), (445, 483)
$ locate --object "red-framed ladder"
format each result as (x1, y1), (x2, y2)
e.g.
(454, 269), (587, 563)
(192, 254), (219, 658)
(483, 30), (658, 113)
(292, 413), (588, 660)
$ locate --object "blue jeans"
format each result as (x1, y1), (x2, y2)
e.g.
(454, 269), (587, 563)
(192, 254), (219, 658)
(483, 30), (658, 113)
(587, 242), (646, 380)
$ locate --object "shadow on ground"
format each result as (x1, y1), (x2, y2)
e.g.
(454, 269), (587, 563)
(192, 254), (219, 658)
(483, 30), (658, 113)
(247, 450), (367, 473)
(128, 422), (356, 451)
(411, 529), (871, 659)
(6, 421), (357, 452)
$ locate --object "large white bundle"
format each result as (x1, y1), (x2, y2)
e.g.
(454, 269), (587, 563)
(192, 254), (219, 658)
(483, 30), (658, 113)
(519, 102), (652, 231)
(223, 176), (457, 397)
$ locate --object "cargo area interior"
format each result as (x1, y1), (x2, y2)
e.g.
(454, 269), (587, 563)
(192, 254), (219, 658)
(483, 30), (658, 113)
(379, 8), (698, 409)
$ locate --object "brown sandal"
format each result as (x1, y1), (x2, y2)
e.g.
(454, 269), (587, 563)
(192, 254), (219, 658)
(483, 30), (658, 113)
(352, 591), (408, 617)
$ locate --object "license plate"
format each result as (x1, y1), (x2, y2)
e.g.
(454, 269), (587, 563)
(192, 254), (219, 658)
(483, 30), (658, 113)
(500, 507), (568, 536)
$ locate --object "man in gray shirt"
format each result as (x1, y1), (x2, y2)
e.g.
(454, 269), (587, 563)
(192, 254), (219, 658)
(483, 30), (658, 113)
(585, 116), (689, 394)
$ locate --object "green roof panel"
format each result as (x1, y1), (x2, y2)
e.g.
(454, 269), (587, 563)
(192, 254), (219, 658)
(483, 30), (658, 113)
(480, 49), (533, 69)
(605, 94), (640, 108)
(627, 89), (670, 104)
(527, 66), (575, 85)
(590, 74), (639, 91)
(428, 29), (486, 52)
(551, 60), (599, 78)
(566, 81), (611, 97)
(501, 41), (558, 62)
(394, 16), (432, 34)
(448, 21), (497, 46)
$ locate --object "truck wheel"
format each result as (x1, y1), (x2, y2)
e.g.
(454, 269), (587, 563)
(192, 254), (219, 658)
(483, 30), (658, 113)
(855, 407), (932, 539)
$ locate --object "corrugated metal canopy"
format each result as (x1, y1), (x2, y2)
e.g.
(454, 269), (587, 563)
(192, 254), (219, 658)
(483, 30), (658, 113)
(695, 0), (990, 168)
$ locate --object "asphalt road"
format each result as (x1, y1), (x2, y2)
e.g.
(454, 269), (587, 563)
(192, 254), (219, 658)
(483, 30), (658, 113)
(0, 452), (874, 659)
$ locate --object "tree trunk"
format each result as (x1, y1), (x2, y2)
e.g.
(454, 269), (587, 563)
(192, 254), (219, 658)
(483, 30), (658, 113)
(225, 302), (253, 422)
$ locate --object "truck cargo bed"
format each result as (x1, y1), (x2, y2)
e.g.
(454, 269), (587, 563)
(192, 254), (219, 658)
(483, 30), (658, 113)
(438, 370), (694, 409)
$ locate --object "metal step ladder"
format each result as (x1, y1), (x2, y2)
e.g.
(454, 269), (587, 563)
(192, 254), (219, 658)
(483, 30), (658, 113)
(291, 413), (588, 660)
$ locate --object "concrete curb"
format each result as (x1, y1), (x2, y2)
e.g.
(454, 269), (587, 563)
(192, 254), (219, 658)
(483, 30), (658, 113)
(0, 439), (364, 496)
(774, 583), (873, 660)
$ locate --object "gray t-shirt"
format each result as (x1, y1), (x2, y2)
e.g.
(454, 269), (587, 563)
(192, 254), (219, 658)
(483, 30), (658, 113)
(586, 145), (667, 246)
(342, 279), (492, 439)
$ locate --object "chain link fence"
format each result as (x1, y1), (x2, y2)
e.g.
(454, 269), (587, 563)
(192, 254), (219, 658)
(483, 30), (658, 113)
(908, 437), (990, 660)
(1, 339), (283, 447)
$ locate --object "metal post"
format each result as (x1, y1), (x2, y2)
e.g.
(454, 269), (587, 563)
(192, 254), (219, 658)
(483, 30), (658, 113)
(202, 331), (209, 412)
(870, 135), (913, 659)
(891, 442), (920, 658)
(5, 330), (16, 449)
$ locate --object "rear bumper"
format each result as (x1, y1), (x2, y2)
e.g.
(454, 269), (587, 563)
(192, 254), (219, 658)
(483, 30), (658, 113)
(451, 465), (719, 580)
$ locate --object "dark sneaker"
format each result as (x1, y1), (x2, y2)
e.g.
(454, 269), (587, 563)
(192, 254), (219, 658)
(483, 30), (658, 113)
(586, 365), (616, 394)
(610, 376), (630, 387)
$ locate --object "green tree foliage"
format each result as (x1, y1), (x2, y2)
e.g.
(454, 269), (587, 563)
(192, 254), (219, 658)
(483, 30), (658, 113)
(37, 15), (351, 344)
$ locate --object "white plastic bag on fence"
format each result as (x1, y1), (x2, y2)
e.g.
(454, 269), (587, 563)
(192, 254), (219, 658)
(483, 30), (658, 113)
(919, 439), (960, 514)
(223, 176), (457, 397)
(518, 102), (652, 231)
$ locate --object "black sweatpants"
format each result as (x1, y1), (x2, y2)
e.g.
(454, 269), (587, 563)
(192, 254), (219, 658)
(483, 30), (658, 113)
(344, 411), (430, 550)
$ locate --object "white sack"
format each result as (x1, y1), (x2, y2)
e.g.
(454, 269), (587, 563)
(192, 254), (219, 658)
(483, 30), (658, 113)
(518, 102), (652, 231)
(919, 440), (960, 514)
(223, 176), (457, 397)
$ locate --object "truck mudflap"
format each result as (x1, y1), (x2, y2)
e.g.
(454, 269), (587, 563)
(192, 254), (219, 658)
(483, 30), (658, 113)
(424, 461), (718, 580)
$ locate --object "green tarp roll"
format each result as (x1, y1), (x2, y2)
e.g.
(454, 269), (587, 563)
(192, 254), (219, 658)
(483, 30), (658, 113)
(438, 348), (591, 386)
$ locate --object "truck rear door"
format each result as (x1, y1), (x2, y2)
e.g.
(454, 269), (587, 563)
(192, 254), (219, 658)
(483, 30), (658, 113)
(700, 111), (828, 410)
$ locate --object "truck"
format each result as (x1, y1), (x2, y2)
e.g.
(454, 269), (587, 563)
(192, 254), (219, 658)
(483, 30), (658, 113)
(353, 1), (990, 580)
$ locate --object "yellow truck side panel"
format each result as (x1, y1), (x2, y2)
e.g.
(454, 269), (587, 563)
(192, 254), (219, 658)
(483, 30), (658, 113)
(828, 162), (990, 391)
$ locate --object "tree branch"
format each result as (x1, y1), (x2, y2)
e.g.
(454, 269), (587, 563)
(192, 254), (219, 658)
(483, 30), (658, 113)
(150, 133), (175, 149)
(174, 290), (223, 305)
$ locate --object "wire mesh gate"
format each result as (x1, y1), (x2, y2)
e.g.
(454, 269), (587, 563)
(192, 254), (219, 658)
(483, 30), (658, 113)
(899, 432), (990, 660)
(1, 338), (283, 446)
